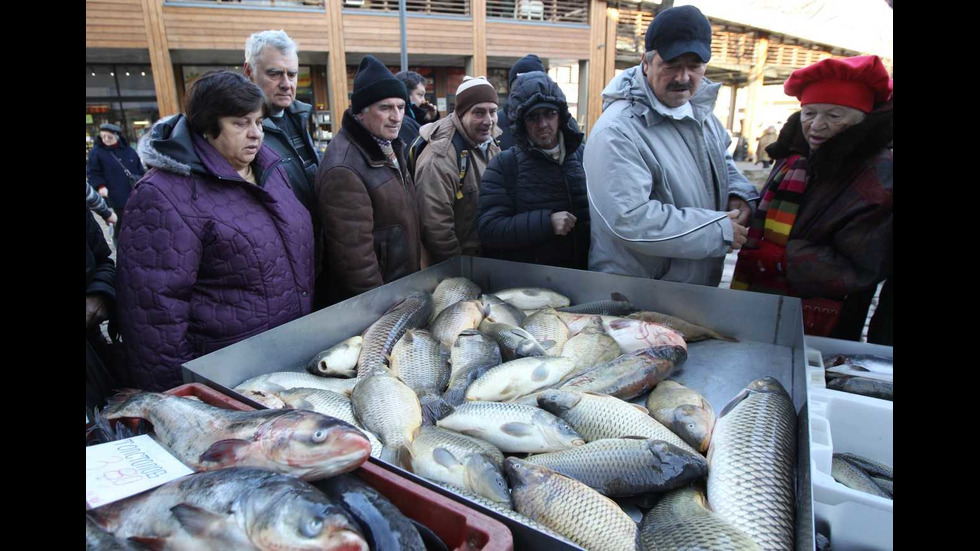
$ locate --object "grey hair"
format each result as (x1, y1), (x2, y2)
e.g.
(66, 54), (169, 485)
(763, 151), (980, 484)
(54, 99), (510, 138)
(644, 50), (657, 63)
(244, 30), (297, 67)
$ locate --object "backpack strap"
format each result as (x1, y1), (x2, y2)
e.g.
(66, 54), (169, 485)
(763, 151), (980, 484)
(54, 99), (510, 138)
(451, 131), (471, 200)
(406, 134), (426, 177)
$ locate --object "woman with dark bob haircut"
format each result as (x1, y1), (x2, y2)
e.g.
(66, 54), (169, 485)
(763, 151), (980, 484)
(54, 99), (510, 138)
(116, 70), (314, 391)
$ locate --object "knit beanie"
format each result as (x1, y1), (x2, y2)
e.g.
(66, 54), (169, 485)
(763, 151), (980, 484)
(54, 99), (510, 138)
(508, 54), (545, 89)
(351, 55), (409, 112)
(454, 76), (497, 116)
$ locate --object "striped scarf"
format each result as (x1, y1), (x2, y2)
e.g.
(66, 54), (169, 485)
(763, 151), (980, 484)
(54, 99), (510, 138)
(731, 154), (808, 292)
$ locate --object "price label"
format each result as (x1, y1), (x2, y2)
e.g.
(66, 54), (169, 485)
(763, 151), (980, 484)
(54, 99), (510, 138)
(85, 435), (193, 509)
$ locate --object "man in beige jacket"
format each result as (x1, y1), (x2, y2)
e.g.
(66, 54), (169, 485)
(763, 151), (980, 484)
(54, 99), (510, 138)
(414, 76), (502, 265)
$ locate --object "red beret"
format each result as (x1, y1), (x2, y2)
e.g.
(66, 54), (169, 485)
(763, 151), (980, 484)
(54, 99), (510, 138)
(784, 55), (892, 113)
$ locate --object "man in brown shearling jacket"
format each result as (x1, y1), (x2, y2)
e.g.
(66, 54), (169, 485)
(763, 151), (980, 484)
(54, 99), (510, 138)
(414, 76), (502, 265)
(314, 55), (421, 306)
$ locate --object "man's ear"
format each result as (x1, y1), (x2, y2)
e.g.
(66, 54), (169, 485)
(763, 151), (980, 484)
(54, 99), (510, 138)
(243, 63), (253, 79)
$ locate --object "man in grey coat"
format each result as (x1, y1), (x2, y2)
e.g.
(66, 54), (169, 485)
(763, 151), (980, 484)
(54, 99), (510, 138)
(584, 5), (759, 286)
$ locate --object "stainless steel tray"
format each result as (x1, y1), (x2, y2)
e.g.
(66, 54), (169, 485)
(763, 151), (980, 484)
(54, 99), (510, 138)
(183, 256), (815, 551)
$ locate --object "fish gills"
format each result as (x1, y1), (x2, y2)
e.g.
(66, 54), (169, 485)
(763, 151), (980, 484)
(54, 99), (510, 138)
(707, 377), (797, 550)
(525, 438), (708, 496)
(640, 486), (760, 551)
(505, 458), (638, 551)
(645, 380), (716, 453)
(522, 308), (569, 356)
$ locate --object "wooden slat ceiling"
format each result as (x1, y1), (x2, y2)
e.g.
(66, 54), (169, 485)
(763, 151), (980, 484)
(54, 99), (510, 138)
(345, 0), (470, 15)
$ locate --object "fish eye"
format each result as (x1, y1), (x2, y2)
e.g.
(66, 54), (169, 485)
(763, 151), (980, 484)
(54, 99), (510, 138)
(300, 517), (323, 538)
(312, 429), (328, 443)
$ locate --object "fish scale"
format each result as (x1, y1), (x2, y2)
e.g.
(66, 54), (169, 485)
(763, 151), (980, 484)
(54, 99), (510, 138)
(639, 486), (760, 551)
(538, 390), (698, 455)
(389, 329), (450, 396)
(707, 378), (797, 551)
(357, 291), (433, 376)
(351, 371), (422, 459)
(522, 309), (569, 356)
(506, 458), (638, 551)
(431, 277), (482, 322)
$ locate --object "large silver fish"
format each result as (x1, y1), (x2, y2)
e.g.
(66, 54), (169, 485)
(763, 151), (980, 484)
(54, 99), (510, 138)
(89, 467), (368, 551)
(639, 485), (760, 551)
(464, 356), (576, 402)
(442, 329), (503, 408)
(307, 336), (363, 378)
(708, 378), (797, 550)
(493, 287), (571, 310)
(601, 316), (688, 354)
(536, 389), (698, 454)
(104, 391), (371, 480)
(357, 291), (433, 376)
(429, 299), (488, 348)
(505, 458), (638, 551)
(480, 293), (527, 327)
(314, 474), (425, 551)
(478, 319), (551, 361)
(557, 293), (636, 316)
(645, 380), (716, 453)
(522, 308), (570, 356)
(275, 387), (384, 458)
(831, 456), (891, 499)
(628, 311), (737, 342)
(559, 345), (687, 400)
(431, 277), (482, 323)
(436, 401), (584, 453)
(559, 319), (621, 375)
(236, 371), (358, 397)
(351, 371), (422, 466)
(388, 329), (452, 424)
(524, 438), (707, 496)
(409, 425), (510, 504)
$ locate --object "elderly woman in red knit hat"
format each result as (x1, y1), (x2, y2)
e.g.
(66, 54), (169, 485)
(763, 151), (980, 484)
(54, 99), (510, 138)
(731, 55), (892, 342)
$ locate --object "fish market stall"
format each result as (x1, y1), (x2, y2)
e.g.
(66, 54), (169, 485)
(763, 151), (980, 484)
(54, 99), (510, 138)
(183, 256), (816, 551)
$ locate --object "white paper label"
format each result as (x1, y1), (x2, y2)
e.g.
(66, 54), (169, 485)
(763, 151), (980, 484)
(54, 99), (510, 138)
(437, 97), (447, 112)
(86, 434), (193, 509)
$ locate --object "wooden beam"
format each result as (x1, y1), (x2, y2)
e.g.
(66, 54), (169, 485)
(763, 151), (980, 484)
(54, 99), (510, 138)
(586, 0), (608, 136)
(326, 0), (348, 134)
(742, 32), (769, 162)
(604, 7), (618, 86)
(471, 0), (487, 77)
(141, 0), (179, 117)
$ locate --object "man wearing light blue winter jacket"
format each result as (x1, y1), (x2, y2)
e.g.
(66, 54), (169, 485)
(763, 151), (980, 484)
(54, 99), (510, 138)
(584, 5), (759, 286)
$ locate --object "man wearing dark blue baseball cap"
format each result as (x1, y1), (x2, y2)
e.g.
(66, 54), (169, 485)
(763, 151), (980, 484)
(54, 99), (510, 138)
(583, 5), (759, 287)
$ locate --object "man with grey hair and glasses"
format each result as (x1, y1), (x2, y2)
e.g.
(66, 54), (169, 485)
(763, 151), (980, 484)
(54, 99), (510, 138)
(583, 5), (759, 286)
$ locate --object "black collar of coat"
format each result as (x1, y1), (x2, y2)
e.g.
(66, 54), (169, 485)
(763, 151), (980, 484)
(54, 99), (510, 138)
(766, 102), (893, 184)
(341, 109), (404, 166)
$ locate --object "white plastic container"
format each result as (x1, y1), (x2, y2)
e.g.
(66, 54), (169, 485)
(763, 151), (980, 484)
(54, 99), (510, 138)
(805, 336), (893, 550)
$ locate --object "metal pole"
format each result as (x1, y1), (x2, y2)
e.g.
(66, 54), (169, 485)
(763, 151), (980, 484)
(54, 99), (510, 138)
(399, 0), (408, 71)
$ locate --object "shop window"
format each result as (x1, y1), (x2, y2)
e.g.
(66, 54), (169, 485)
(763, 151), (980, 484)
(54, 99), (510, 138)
(117, 65), (157, 97)
(182, 65), (314, 105)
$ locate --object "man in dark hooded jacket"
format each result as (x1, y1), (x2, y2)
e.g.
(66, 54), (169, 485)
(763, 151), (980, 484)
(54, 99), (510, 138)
(477, 71), (590, 269)
(497, 55), (546, 151)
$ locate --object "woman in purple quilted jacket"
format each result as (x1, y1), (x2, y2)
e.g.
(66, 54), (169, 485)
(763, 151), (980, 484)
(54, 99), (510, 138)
(117, 71), (314, 391)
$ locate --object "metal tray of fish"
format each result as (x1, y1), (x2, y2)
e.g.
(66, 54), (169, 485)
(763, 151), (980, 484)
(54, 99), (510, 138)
(183, 256), (815, 551)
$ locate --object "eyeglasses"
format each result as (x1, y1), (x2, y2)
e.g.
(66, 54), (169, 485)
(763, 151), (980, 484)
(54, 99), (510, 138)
(526, 109), (558, 123)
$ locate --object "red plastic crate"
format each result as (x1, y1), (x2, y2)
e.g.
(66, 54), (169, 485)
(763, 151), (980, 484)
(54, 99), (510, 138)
(157, 383), (514, 551)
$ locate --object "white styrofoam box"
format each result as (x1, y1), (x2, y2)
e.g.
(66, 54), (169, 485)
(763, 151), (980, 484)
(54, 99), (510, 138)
(805, 335), (892, 404)
(809, 387), (893, 550)
(805, 346), (827, 389)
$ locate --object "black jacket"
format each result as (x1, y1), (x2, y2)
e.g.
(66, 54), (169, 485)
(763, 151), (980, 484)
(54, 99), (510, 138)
(478, 72), (590, 269)
(496, 97), (518, 151)
(86, 208), (118, 411)
(399, 111), (422, 154)
(87, 135), (144, 213)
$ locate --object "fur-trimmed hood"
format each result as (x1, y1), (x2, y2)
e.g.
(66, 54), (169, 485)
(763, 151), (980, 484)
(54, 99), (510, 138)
(767, 101), (893, 184)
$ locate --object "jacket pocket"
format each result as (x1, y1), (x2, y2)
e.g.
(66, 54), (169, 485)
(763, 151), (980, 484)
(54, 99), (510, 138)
(373, 225), (408, 282)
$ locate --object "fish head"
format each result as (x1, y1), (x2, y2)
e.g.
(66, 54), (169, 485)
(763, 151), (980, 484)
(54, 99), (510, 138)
(251, 488), (369, 551)
(535, 389), (582, 417)
(746, 377), (791, 398)
(533, 409), (586, 448)
(307, 350), (333, 375)
(464, 454), (512, 505)
(260, 411), (371, 479)
(668, 404), (715, 453)
(503, 457), (550, 489)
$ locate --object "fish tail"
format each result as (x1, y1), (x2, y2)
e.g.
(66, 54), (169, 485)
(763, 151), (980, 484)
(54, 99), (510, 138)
(420, 394), (455, 425)
(103, 389), (157, 420)
(710, 331), (739, 342)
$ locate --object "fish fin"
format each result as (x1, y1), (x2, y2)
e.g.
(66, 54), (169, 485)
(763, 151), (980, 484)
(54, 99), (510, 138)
(403, 330), (416, 344)
(539, 340), (557, 351)
(480, 301), (491, 318)
(127, 537), (169, 551)
(501, 422), (535, 436)
(170, 503), (229, 537)
(611, 292), (629, 303)
(433, 447), (463, 470)
(530, 363), (551, 382)
(718, 389), (750, 419)
(103, 389), (151, 419)
(198, 439), (251, 465)
(607, 319), (631, 329)
(524, 289), (541, 296)
(421, 394), (455, 425)
(629, 403), (651, 415)
(619, 435), (650, 440)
